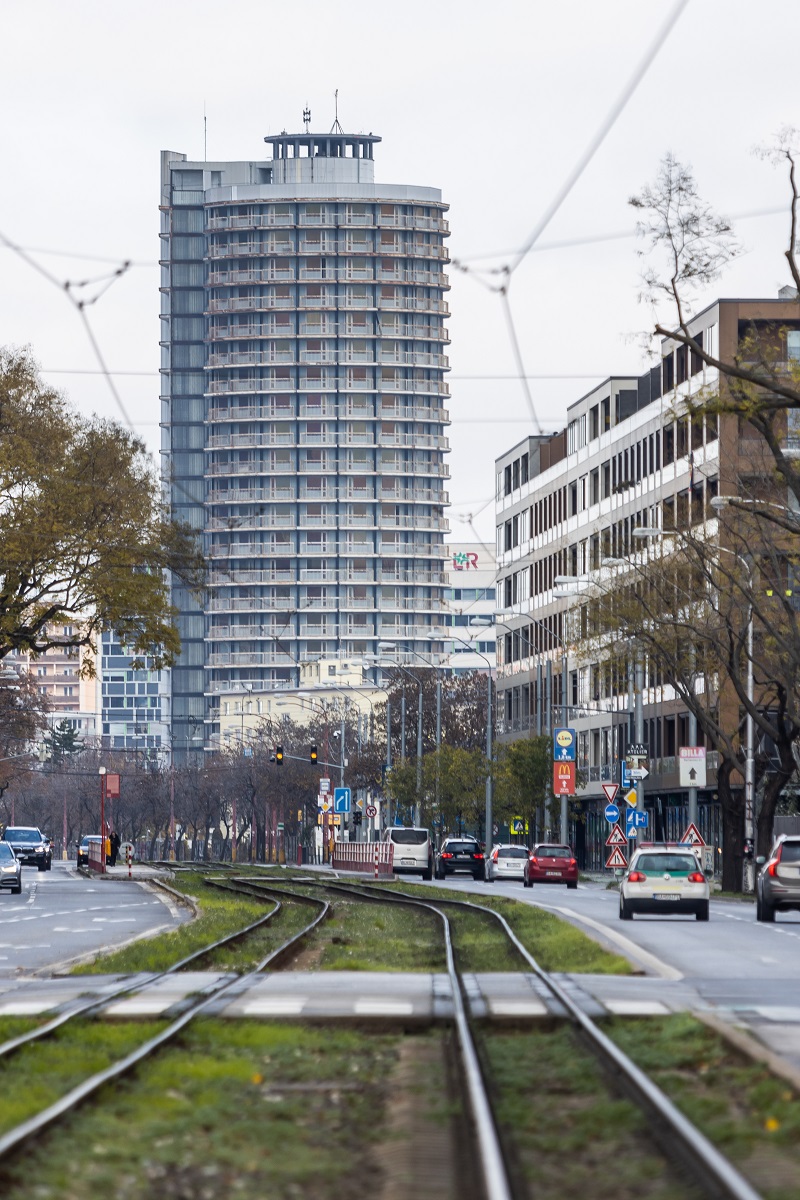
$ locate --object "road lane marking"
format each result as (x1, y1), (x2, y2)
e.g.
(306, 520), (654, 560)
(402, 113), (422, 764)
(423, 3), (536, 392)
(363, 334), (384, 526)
(605, 1000), (671, 1016)
(240, 997), (307, 1016)
(354, 999), (414, 1016)
(489, 999), (548, 1017)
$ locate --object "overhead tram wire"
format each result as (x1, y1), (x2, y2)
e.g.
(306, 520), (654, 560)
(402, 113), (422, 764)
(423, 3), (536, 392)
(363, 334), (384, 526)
(449, 0), (690, 435)
(506, 0), (690, 280)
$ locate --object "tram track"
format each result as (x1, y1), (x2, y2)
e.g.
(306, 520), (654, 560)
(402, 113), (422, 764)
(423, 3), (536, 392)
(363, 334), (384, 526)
(0, 882), (329, 1161)
(0, 871), (772, 1199)
(276, 876), (763, 1200)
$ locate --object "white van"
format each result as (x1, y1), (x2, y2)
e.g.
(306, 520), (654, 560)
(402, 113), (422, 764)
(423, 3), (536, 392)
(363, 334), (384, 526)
(382, 826), (433, 880)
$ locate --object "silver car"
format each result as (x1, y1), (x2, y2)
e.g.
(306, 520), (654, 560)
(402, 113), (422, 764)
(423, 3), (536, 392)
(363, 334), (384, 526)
(486, 844), (529, 882)
(756, 835), (800, 922)
(0, 841), (22, 894)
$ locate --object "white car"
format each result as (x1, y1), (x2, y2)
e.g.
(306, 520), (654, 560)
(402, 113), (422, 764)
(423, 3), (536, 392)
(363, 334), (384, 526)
(618, 844), (710, 921)
(486, 844), (528, 882)
(382, 826), (433, 880)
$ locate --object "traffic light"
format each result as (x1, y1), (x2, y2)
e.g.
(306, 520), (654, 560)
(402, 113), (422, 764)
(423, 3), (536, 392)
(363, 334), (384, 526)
(353, 811), (363, 827)
(275, 745), (284, 766)
(310, 744), (318, 763)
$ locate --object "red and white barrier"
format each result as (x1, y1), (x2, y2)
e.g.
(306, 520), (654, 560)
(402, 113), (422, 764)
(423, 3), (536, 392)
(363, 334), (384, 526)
(332, 841), (394, 878)
(88, 839), (105, 874)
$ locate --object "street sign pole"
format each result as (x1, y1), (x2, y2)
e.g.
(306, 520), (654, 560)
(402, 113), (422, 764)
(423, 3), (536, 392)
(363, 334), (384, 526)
(634, 652), (645, 845)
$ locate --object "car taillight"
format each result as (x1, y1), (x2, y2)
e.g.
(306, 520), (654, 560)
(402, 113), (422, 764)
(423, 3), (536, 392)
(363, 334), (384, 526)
(568, 858), (576, 866)
(491, 850), (499, 861)
(441, 852), (453, 859)
(628, 871), (647, 882)
(474, 853), (484, 860)
(529, 856), (538, 865)
(688, 872), (705, 883)
(768, 844), (783, 876)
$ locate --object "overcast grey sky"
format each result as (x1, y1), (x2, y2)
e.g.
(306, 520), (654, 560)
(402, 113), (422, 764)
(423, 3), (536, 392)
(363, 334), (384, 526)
(2, 0), (798, 541)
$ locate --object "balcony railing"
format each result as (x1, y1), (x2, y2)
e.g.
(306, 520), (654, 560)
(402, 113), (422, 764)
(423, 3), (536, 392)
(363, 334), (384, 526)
(207, 296), (294, 313)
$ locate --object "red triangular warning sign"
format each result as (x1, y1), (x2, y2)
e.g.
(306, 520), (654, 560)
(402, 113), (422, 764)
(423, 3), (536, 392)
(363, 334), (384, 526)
(605, 823), (627, 847)
(680, 822), (705, 846)
(605, 846), (628, 869)
(602, 782), (619, 803)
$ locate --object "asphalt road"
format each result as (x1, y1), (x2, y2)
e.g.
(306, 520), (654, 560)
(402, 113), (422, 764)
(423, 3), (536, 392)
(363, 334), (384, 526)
(0, 860), (188, 977)
(421, 873), (800, 995)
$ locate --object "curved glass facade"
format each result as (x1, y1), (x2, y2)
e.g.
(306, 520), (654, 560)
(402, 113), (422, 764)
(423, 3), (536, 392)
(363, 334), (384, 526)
(160, 133), (451, 750)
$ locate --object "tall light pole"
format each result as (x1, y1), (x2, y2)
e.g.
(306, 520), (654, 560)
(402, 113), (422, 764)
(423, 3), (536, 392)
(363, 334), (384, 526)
(98, 766), (107, 873)
(440, 629), (494, 864)
(377, 645), (424, 826)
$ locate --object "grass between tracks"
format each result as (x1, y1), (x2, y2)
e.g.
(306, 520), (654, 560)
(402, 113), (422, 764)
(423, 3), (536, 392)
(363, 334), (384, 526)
(72, 869), (631, 976)
(0, 1021), (423, 1200)
(3, 1015), (799, 1198)
(71, 873), (270, 975)
(487, 1015), (800, 1199)
(379, 880), (632, 974)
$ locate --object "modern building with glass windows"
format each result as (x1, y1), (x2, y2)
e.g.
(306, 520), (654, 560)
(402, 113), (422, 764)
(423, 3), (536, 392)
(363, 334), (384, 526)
(160, 126), (451, 754)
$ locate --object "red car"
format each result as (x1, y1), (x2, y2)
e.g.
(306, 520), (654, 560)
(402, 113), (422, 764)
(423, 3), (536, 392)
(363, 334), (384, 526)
(523, 844), (578, 889)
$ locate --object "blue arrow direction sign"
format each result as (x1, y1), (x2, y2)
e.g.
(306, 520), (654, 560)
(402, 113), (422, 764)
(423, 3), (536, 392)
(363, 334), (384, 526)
(604, 803), (620, 824)
(333, 787), (352, 814)
(620, 760), (631, 789)
(553, 728), (577, 761)
(625, 809), (648, 831)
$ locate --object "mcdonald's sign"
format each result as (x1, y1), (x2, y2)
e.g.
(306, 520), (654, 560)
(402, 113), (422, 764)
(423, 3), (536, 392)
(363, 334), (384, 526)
(553, 761), (576, 795)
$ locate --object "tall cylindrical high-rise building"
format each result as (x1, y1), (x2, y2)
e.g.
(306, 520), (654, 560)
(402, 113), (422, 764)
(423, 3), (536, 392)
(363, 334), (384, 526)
(160, 127), (450, 752)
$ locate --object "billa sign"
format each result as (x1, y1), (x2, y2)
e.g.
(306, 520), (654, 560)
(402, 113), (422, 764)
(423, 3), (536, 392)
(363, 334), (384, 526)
(553, 761), (576, 795)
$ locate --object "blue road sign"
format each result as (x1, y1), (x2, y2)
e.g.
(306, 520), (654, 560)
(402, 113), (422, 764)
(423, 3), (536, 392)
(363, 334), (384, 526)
(625, 809), (648, 831)
(620, 760), (631, 789)
(333, 787), (352, 814)
(604, 803), (620, 824)
(553, 728), (577, 761)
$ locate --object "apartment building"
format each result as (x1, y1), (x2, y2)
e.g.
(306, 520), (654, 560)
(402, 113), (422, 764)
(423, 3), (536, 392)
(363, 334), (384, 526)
(160, 124), (451, 757)
(495, 295), (800, 863)
(9, 624), (100, 743)
(442, 542), (496, 673)
(99, 631), (170, 758)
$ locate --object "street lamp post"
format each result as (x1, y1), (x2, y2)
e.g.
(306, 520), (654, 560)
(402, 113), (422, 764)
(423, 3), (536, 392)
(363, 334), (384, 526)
(493, 615), (570, 842)
(440, 629), (495, 865)
(377, 645), (424, 826)
(98, 767), (107, 873)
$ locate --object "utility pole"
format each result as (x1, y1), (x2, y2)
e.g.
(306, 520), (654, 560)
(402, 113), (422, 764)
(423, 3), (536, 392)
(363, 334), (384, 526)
(635, 649), (645, 844)
(385, 698), (392, 830)
(485, 670), (493, 871)
(560, 651), (569, 845)
(415, 686), (423, 827)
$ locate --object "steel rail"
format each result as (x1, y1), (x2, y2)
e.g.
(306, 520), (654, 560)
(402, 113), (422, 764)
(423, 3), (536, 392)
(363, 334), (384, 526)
(0, 892), (330, 1162)
(267, 877), (513, 1200)
(358, 882), (763, 1200)
(0, 885), (284, 1061)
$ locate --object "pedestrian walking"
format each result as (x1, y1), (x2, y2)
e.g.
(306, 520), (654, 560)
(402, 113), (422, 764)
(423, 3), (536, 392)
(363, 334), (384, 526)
(109, 831), (121, 867)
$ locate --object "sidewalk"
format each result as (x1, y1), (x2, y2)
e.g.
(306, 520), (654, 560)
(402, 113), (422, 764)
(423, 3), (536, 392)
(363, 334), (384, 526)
(76, 862), (174, 881)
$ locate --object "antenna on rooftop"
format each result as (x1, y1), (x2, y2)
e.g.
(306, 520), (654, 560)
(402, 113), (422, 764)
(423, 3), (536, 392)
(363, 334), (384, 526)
(203, 100), (207, 161)
(331, 88), (343, 134)
(303, 105), (311, 133)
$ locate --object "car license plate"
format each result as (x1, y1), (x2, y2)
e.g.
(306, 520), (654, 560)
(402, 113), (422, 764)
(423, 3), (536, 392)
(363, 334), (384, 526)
(653, 893), (679, 900)
(546, 870), (561, 876)
(401, 858), (415, 866)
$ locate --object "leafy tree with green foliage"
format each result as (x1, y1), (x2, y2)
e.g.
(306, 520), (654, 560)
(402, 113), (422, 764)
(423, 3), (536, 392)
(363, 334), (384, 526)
(0, 348), (203, 669)
(494, 736), (552, 841)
